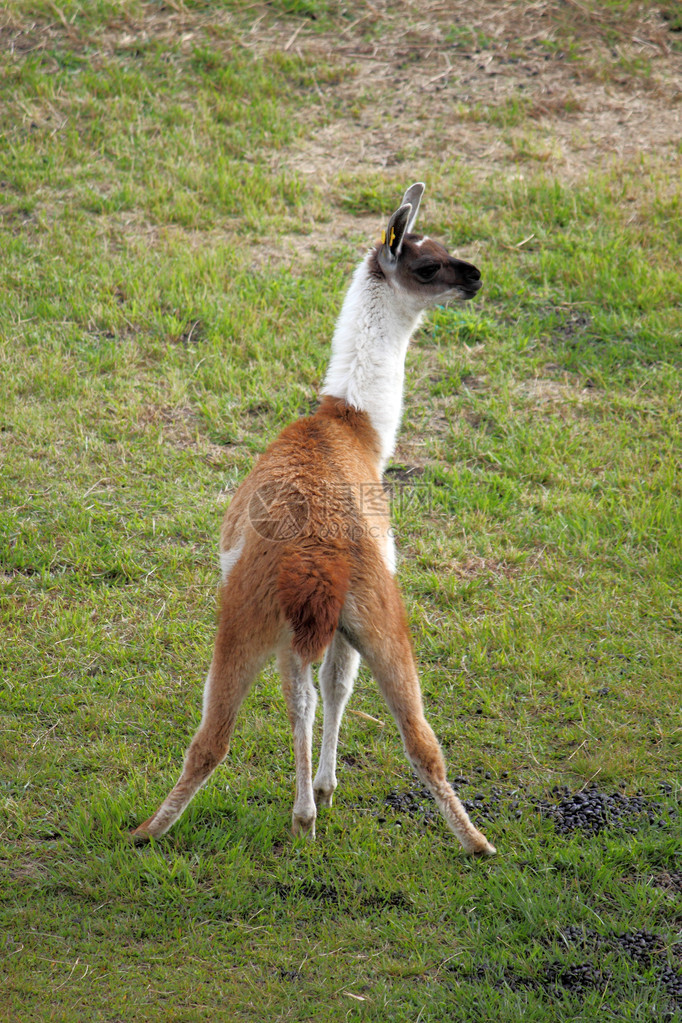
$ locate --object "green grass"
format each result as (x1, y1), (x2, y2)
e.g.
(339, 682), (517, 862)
(1, 2), (681, 1021)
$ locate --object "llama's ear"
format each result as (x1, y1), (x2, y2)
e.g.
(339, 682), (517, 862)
(379, 202), (412, 268)
(401, 182), (425, 233)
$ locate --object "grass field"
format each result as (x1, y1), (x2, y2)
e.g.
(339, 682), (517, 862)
(1, 1), (681, 1020)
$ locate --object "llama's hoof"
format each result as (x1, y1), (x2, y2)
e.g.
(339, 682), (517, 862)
(313, 786), (334, 809)
(129, 828), (152, 845)
(129, 817), (156, 844)
(474, 839), (497, 857)
(291, 813), (316, 839)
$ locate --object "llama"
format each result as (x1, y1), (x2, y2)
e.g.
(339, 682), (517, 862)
(132, 183), (496, 856)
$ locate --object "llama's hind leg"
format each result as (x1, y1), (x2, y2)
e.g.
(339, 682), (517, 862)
(313, 631), (360, 808)
(342, 578), (496, 857)
(278, 646), (318, 837)
(131, 604), (273, 841)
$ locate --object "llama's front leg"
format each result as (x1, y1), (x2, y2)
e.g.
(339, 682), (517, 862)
(278, 647), (318, 837)
(313, 631), (360, 808)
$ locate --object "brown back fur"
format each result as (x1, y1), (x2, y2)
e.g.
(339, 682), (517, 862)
(219, 395), (387, 660)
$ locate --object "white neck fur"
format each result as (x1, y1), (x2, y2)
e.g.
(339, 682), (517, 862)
(322, 255), (424, 470)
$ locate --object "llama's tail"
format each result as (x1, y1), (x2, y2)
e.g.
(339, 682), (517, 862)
(277, 551), (351, 663)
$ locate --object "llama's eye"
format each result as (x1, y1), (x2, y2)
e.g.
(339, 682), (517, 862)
(415, 263), (440, 281)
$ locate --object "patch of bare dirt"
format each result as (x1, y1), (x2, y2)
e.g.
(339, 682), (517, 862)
(138, 403), (248, 466)
(237, 1), (681, 185)
(407, 542), (540, 580)
(653, 870), (682, 892)
(445, 554), (521, 580)
(3, 2), (679, 262)
(5, 2), (679, 191)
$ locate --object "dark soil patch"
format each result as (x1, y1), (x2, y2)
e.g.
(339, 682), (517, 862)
(535, 784), (676, 837)
(278, 968), (301, 983)
(654, 871), (682, 892)
(536, 959), (608, 995)
(370, 777), (678, 841)
(560, 924), (682, 1005)
(450, 926), (681, 1007)
(556, 310), (592, 339)
(178, 318), (205, 347)
(449, 957), (609, 996)
(384, 464), (426, 482)
(274, 880), (411, 912)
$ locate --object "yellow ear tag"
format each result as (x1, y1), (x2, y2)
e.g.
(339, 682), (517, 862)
(380, 229), (386, 245)
(389, 227), (396, 246)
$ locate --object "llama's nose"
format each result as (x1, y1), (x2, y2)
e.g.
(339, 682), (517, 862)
(451, 258), (481, 283)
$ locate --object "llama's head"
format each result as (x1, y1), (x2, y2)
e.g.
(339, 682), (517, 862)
(373, 183), (482, 309)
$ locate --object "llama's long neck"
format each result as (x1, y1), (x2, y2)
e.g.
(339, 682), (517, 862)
(321, 255), (423, 470)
